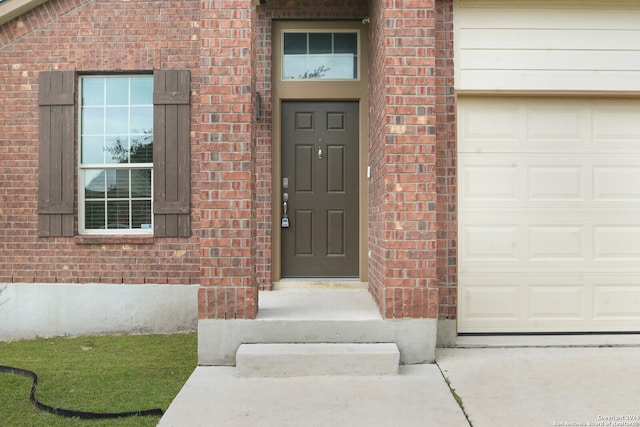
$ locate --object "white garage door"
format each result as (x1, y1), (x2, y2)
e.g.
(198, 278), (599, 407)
(458, 97), (640, 332)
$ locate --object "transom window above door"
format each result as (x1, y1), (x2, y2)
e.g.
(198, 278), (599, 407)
(282, 31), (359, 80)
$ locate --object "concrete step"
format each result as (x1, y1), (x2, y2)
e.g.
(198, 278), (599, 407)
(198, 289), (437, 366)
(236, 343), (400, 378)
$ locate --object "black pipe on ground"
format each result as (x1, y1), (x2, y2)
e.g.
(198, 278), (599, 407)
(0, 365), (164, 419)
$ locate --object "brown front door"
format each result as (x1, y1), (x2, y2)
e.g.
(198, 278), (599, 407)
(281, 101), (359, 278)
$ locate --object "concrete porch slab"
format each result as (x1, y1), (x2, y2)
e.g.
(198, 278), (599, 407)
(158, 364), (468, 427)
(257, 288), (381, 320)
(198, 289), (438, 365)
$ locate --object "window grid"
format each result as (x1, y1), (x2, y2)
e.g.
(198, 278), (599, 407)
(79, 76), (154, 234)
(282, 30), (359, 81)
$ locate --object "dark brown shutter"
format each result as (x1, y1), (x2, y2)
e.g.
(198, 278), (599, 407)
(153, 69), (191, 237)
(38, 70), (75, 237)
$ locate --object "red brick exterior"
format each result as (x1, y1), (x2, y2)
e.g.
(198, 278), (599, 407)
(435, 0), (457, 320)
(368, 0), (443, 318)
(0, 0), (201, 285)
(0, 0), (456, 321)
(197, 0), (258, 319)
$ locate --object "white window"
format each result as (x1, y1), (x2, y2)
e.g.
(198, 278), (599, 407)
(79, 76), (154, 234)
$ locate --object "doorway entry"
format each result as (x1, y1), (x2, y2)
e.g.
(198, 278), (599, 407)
(280, 101), (359, 277)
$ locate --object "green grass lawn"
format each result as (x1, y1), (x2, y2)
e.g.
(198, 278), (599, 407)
(0, 333), (197, 427)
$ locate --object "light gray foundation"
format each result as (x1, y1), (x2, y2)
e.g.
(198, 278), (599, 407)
(436, 318), (457, 347)
(0, 283), (198, 341)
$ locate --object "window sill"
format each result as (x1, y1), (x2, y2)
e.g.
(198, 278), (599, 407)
(75, 235), (155, 245)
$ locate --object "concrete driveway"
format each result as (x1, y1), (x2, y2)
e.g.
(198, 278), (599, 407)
(158, 364), (468, 427)
(436, 347), (640, 427)
(160, 345), (640, 427)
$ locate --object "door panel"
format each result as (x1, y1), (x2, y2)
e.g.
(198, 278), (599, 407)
(327, 145), (345, 192)
(281, 101), (359, 277)
(295, 210), (314, 255)
(327, 210), (345, 255)
(295, 145), (314, 192)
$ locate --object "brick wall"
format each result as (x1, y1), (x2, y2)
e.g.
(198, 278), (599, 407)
(368, 0), (387, 311)
(0, 0), (201, 285)
(1, 0), (458, 322)
(368, 0), (440, 318)
(435, 0), (457, 320)
(197, 0), (259, 319)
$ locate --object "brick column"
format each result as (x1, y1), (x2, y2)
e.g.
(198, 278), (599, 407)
(369, 0), (439, 319)
(435, 0), (457, 322)
(198, 0), (258, 319)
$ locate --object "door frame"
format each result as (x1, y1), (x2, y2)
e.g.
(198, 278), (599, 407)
(271, 20), (370, 283)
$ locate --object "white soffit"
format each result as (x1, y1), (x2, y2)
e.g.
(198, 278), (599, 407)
(0, 0), (49, 27)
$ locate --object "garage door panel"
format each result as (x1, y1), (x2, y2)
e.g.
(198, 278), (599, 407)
(528, 285), (584, 320)
(527, 166), (583, 202)
(526, 107), (585, 143)
(593, 166), (640, 201)
(593, 226), (640, 261)
(461, 155), (587, 205)
(459, 104), (521, 144)
(463, 224), (521, 262)
(459, 99), (590, 152)
(463, 216), (640, 270)
(461, 157), (640, 209)
(460, 273), (640, 332)
(459, 97), (640, 332)
(529, 226), (584, 261)
(460, 282), (520, 322)
(592, 107), (640, 142)
(461, 163), (519, 201)
(459, 274), (590, 332)
(593, 281), (640, 320)
(461, 99), (640, 153)
(462, 218), (587, 269)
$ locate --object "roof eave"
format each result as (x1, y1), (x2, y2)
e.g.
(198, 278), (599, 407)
(0, 0), (49, 27)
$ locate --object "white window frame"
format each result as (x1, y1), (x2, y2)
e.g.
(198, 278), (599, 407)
(78, 75), (154, 236)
